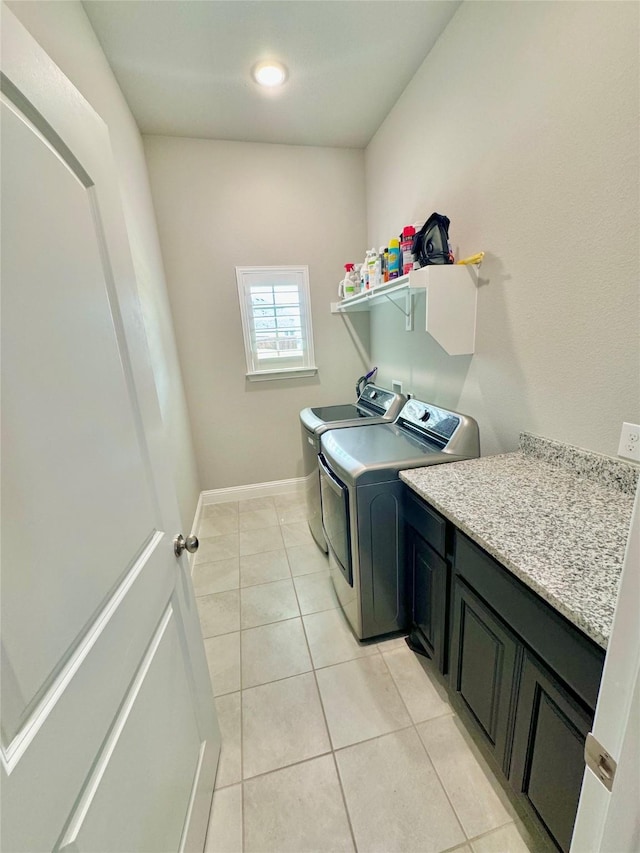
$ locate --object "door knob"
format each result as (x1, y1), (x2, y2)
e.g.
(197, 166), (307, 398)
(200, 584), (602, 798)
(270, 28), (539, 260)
(174, 533), (199, 557)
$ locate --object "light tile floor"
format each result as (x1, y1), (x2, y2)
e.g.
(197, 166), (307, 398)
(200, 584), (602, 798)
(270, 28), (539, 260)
(194, 492), (550, 853)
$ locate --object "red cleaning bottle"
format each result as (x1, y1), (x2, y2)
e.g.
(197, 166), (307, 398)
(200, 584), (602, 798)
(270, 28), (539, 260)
(400, 225), (416, 275)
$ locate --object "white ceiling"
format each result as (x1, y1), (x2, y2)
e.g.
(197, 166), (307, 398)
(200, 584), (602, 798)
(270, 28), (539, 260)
(82, 1), (462, 148)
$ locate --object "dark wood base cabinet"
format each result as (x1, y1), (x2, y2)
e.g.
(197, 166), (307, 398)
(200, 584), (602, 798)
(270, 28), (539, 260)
(404, 487), (605, 853)
(404, 489), (451, 673)
(449, 579), (519, 772)
(407, 529), (448, 672)
(510, 652), (593, 853)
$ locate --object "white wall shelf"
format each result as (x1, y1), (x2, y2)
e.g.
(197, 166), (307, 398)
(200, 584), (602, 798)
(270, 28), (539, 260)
(330, 264), (478, 355)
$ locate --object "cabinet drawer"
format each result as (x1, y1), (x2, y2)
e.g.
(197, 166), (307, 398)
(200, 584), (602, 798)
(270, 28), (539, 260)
(510, 651), (592, 853)
(404, 489), (446, 556)
(449, 578), (519, 769)
(454, 531), (604, 710)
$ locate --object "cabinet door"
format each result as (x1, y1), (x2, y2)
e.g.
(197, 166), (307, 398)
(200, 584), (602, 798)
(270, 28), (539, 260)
(410, 531), (448, 673)
(510, 652), (592, 853)
(449, 579), (519, 769)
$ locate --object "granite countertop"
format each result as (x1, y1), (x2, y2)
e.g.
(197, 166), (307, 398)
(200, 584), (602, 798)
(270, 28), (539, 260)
(400, 433), (638, 649)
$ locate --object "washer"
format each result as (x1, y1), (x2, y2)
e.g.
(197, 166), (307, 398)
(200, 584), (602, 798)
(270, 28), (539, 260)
(319, 398), (479, 640)
(300, 384), (405, 552)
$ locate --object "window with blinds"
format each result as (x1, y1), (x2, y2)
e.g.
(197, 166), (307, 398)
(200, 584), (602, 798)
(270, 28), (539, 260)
(235, 266), (317, 380)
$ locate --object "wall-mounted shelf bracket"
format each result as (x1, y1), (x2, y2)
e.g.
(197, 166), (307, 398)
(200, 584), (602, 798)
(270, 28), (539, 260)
(380, 288), (413, 327)
(404, 290), (413, 331)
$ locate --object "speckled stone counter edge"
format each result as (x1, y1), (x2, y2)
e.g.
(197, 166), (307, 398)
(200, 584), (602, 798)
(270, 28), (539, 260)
(520, 431), (639, 494)
(400, 434), (638, 648)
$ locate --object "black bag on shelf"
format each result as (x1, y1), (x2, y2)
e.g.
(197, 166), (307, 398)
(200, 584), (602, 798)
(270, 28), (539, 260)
(412, 213), (453, 266)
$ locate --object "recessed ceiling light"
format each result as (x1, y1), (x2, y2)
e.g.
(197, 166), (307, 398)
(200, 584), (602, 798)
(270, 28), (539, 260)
(252, 60), (288, 88)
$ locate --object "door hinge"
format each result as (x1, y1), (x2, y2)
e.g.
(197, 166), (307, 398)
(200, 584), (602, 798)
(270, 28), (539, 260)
(584, 732), (617, 792)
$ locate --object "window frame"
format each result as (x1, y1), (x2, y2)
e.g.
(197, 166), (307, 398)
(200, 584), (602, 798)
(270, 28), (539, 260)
(235, 265), (318, 381)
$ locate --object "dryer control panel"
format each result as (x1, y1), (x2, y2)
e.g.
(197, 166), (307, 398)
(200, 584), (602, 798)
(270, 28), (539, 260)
(397, 399), (461, 445)
(357, 384), (403, 415)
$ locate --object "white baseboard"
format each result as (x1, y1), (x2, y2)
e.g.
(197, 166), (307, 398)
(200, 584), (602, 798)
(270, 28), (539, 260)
(189, 490), (204, 576)
(189, 477), (306, 574)
(200, 476), (306, 506)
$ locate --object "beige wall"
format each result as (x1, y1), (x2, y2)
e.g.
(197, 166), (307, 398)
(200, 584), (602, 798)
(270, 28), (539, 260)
(143, 136), (369, 489)
(13, 0), (637, 497)
(6, 0), (201, 528)
(365, 1), (640, 457)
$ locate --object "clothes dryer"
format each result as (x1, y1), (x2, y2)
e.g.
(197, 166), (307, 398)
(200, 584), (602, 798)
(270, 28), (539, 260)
(319, 398), (479, 639)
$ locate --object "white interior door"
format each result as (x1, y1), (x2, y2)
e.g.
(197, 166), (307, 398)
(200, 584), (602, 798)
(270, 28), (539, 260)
(571, 485), (640, 852)
(0, 8), (219, 852)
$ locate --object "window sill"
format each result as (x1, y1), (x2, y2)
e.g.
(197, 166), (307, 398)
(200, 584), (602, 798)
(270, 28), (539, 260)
(246, 367), (318, 382)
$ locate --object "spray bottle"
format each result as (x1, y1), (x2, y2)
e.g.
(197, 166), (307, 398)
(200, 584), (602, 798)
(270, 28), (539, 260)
(338, 263), (358, 299)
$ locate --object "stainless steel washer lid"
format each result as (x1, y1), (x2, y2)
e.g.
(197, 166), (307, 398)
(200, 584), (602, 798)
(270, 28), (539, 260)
(299, 384), (405, 435)
(300, 403), (364, 433)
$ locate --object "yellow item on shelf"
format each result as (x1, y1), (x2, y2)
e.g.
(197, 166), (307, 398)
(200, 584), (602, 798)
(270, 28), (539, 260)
(456, 252), (485, 266)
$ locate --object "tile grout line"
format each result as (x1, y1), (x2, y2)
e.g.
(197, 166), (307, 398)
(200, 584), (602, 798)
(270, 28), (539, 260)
(241, 603), (341, 635)
(409, 709), (479, 846)
(232, 567), (329, 594)
(217, 713), (454, 789)
(209, 500), (464, 849)
(223, 641), (523, 849)
(377, 643), (470, 846)
(196, 549), (325, 595)
(239, 591), (245, 853)
(205, 505), (316, 849)
(416, 684), (525, 841)
(274, 510), (475, 853)
(239, 584), (300, 633)
(382, 649), (514, 850)
(292, 557), (360, 853)
(232, 722), (521, 846)
(410, 717), (470, 845)
(202, 497), (537, 853)
(331, 721), (417, 756)
(461, 820), (524, 850)
(240, 547), (291, 589)
(197, 574), (333, 644)
(235, 715), (420, 786)
(377, 644), (456, 725)
(199, 506), (245, 851)
(240, 502), (304, 852)
(238, 749), (335, 786)
(315, 633), (487, 850)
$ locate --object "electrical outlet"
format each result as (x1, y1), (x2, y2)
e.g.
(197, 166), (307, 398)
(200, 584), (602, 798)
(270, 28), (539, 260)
(391, 380), (403, 395)
(618, 422), (640, 462)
